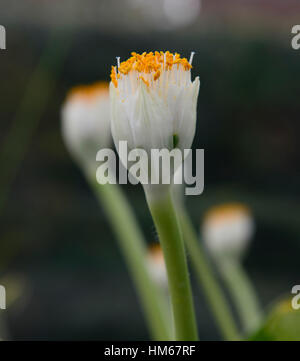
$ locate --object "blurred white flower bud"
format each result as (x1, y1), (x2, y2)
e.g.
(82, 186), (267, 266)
(147, 243), (168, 289)
(61, 82), (111, 172)
(202, 203), (255, 259)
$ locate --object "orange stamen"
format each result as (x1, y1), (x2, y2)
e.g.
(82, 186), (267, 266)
(110, 51), (192, 88)
(67, 81), (109, 101)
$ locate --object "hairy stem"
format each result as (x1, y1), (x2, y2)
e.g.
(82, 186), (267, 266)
(146, 190), (198, 341)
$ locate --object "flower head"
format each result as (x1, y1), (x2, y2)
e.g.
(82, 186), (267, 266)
(147, 243), (168, 289)
(61, 82), (111, 171)
(109, 51), (200, 189)
(202, 203), (255, 259)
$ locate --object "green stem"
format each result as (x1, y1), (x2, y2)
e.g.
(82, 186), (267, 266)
(146, 190), (198, 341)
(88, 179), (170, 341)
(177, 205), (240, 341)
(217, 257), (262, 334)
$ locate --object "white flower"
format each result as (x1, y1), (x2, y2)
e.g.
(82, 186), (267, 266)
(109, 51), (200, 192)
(61, 82), (111, 172)
(202, 203), (255, 259)
(147, 243), (168, 289)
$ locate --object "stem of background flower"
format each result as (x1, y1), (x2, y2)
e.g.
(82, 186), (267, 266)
(216, 257), (262, 335)
(177, 205), (240, 341)
(0, 29), (72, 216)
(0, 314), (8, 341)
(87, 178), (170, 341)
(146, 190), (198, 341)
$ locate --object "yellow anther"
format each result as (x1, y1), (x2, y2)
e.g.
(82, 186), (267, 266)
(154, 70), (160, 81)
(110, 51), (192, 87)
(110, 66), (118, 88)
(141, 76), (149, 87)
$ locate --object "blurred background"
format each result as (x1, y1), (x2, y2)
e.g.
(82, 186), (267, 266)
(0, 0), (299, 340)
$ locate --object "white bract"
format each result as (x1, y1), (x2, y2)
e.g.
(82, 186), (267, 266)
(61, 82), (111, 172)
(109, 51), (200, 194)
(202, 203), (255, 259)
